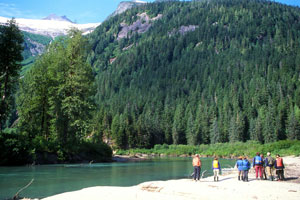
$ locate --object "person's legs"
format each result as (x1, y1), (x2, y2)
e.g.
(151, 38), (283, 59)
(198, 167), (201, 180)
(266, 167), (271, 180)
(255, 166), (259, 179)
(238, 170), (242, 180)
(270, 167), (274, 181)
(241, 170), (244, 181)
(195, 166), (201, 180)
(262, 167), (266, 179)
(214, 169), (219, 181)
(193, 166), (197, 180)
(213, 169), (217, 181)
(279, 169), (284, 180)
(270, 167), (274, 180)
(244, 170), (249, 181)
(276, 169), (280, 180)
(258, 166), (262, 179)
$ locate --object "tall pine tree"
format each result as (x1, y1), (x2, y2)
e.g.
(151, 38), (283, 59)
(0, 19), (23, 130)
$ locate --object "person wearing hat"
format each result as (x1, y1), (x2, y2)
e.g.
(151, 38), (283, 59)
(192, 154), (202, 181)
(264, 152), (275, 181)
(236, 156), (244, 181)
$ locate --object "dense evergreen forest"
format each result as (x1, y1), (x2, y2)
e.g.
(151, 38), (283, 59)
(1, 27), (112, 165)
(87, 0), (300, 148)
(1, 0), (300, 165)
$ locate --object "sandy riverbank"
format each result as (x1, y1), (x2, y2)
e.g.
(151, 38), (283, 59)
(40, 156), (300, 200)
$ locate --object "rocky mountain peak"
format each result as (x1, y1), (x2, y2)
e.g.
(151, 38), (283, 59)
(109, 0), (147, 18)
(42, 14), (74, 23)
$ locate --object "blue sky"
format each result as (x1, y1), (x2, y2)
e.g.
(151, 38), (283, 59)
(0, 0), (299, 24)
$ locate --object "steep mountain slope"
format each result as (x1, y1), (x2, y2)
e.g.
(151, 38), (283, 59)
(21, 31), (52, 75)
(87, 0), (300, 148)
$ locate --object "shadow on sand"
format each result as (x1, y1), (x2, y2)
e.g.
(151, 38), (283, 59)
(284, 177), (299, 181)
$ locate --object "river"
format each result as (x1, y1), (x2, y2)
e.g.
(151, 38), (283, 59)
(0, 157), (235, 199)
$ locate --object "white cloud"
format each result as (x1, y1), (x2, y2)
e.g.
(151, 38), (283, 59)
(0, 3), (42, 20)
(0, 3), (22, 18)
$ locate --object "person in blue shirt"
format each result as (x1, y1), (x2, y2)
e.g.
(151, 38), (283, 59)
(236, 156), (244, 181)
(242, 156), (251, 182)
(253, 152), (263, 180)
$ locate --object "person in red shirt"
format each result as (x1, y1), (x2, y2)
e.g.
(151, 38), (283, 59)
(275, 154), (285, 181)
(192, 154), (202, 181)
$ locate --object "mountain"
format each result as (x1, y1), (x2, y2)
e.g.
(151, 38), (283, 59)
(0, 14), (101, 72)
(42, 14), (73, 23)
(0, 16), (100, 38)
(109, 0), (147, 18)
(87, 0), (300, 148)
(21, 31), (53, 75)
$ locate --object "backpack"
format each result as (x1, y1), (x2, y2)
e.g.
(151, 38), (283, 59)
(268, 157), (275, 166)
(254, 156), (262, 165)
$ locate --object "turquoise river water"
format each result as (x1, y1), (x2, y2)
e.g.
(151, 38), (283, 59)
(0, 157), (235, 199)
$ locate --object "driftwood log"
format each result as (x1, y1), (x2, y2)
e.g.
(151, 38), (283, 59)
(13, 179), (34, 200)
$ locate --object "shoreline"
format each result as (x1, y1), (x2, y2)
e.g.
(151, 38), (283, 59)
(39, 156), (300, 200)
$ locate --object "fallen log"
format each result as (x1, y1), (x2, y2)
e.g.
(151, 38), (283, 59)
(13, 178), (34, 200)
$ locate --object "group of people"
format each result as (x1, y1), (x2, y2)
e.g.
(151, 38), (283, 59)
(192, 152), (285, 182)
(249, 152), (285, 181)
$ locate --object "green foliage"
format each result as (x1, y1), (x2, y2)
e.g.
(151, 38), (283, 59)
(0, 19), (24, 130)
(116, 140), (300, 157)
(14, 29), (112, 164)
(78, 141), (113, 161)
(0, 128), (30, 165)
(287, 106), (300, 140)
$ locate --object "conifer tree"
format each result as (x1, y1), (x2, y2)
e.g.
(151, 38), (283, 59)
(252, 117), (264, 143)
(210, 117), (220, 144)
(287, 107), (300, 140)
(18, 29), (95, 150)
(0, 19), (23, 130)
(263, 99), (277, 143)
(186, 110), (197, 145)
(229, 116), (237, 143)
(172, 103), (186, 144)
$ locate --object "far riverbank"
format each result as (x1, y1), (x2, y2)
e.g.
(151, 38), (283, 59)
(115, 141), (300, 159)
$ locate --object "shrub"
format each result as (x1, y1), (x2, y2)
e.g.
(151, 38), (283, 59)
(114, 140), (300, 158)
(0, 129), (30, 165)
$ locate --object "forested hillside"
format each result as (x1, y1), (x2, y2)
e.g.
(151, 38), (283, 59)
(2, 0), (300, 165)
(87, 0), (300, 149)
(21, 31), (52, 75)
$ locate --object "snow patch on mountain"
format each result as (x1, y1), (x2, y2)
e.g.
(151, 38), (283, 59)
(0, 16), (101, 38)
